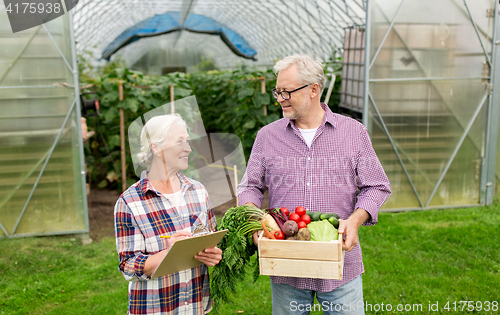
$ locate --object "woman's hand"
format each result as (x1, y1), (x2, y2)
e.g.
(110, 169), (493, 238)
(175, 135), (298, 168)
(194, 246), (222, 266)
(143, 231), (192, 277)
(167, 230), (192, 248)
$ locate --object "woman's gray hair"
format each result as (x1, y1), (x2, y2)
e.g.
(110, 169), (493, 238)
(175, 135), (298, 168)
(137, 114), (187, 167)
(273, 54), (326, 93)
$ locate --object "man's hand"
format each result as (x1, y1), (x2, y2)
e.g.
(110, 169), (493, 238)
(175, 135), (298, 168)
(252, 230), (263, 246)
(195, 246), (223, 266)
(337, 208), (369, 252)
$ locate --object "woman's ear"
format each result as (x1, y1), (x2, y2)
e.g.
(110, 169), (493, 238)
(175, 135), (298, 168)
(151, 143), (161, 156)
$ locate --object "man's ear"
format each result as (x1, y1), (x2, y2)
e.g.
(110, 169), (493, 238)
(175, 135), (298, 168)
(310, 83), (320, 99)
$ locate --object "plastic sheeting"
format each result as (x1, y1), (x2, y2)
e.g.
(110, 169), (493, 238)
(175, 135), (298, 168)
(101, 12), (257, 61)
(73, 0), (366, 68)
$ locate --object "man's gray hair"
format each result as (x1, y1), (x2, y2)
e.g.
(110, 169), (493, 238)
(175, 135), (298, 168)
(273, 54), (326, 93)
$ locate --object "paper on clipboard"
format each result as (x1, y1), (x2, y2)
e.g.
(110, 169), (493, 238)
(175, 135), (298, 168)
(151, 229), (228, 279)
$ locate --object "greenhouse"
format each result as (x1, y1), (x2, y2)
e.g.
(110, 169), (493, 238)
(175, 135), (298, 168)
(0, 0), (500, 240)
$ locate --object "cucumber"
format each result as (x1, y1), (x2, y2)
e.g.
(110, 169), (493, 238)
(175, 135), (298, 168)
(311, 211), (322, 221)
(328, 216), (340, 229)
(320, 213), (340, 220)
(305, 210), (314, 217)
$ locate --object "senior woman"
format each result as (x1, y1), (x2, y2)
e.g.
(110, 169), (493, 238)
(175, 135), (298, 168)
(114, 114), (222, 315)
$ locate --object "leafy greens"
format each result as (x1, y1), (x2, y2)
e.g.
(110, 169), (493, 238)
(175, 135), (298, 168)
(308, 220), (339, 242)
(210, 205), (263, 308)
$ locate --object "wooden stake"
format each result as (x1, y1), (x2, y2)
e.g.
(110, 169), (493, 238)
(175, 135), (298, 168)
(261, 77), (267, 116)
(119, 83), (127, 192)
(170, 85), (175, 113)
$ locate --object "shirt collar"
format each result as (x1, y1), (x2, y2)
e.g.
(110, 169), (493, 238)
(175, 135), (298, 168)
(284, 103), (337, 131)
(140, 170), (193, 196)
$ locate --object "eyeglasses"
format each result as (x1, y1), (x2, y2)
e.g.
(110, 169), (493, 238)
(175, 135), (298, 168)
(271, 84), (310, 100)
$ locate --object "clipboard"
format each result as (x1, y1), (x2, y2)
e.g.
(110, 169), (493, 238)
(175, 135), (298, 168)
(151, 229), (228, 279)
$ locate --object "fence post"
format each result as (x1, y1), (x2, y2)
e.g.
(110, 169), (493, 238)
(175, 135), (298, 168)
(119, 83), (127, 192)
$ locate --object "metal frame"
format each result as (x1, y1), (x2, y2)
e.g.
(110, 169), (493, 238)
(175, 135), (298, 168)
(0, 10), (88, 237)
(339, 25), (365, 113)
(482, 0), (500, 205)
(72, 0), (366, 68)
(363, 0), (500, 210)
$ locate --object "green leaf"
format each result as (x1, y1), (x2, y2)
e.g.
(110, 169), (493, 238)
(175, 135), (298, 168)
(97, 180), (108, 189)
(268, 113), (279, 123)
(107, 135), (120, 149)
(242, 120), (255, 130)
(238, 88), (254, 100)
(115, 68), (126, 79)
(123, 98), (139, 113)
(102, 79), (116, 91)
(261, 92), (271, 105)
(103, 106), (119, 122)
(101, 91), (119, 103)
(174, 87), (192, 97)
(252, 93), (262, 108)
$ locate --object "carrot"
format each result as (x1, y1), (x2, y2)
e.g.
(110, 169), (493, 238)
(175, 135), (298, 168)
(261, 220), (276, 239)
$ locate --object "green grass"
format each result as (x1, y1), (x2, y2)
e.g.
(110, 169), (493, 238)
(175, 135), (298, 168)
(1, 204), (499, 314)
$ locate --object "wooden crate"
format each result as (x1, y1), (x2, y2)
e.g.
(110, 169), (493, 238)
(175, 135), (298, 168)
(258, 233), (344, 280)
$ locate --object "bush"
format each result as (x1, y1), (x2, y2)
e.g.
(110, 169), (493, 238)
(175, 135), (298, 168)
(80, 58), (342, 191)
(81, 63), (193, 189)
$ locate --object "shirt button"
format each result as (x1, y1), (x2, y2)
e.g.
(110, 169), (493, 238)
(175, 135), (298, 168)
(306, 182), (310, 186)
(308, 157), (311, 160)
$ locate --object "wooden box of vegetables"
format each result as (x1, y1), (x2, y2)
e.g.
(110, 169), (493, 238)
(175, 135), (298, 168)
(257, 207), (344, 280)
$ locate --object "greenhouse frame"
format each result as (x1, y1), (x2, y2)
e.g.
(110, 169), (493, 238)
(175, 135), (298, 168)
(1, 0), (499, 237)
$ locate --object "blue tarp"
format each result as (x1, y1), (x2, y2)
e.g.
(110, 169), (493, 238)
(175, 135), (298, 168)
(101, 12), (257, 61)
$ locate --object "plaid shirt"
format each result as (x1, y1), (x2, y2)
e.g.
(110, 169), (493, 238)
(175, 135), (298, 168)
(115, 171), (217, 314)
(237, 103), (391, 292)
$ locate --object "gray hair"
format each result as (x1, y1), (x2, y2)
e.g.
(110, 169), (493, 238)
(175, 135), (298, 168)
(137, 114), (187, 167)
(273, 54), (326, 93)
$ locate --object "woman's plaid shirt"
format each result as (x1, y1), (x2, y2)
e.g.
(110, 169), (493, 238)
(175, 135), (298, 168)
(114, 171), (217, 315)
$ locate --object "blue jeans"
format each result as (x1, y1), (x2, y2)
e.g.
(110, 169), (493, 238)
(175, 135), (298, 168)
(271, 276), (365, 315)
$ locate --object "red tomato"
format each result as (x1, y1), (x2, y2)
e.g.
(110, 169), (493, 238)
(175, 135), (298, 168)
(274, 230), (285, 240)
(280, 207), (290, 217)
(289, 212), (301, 223)
(298, 221), (307, 229)
(301, 214), (311, 225)
(295, 206), (306, 217)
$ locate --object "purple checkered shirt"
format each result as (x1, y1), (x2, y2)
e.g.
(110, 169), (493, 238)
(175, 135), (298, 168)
(237, 103), (391, 292)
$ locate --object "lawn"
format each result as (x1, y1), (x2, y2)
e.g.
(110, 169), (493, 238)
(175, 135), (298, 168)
(0, 204), (499, 314)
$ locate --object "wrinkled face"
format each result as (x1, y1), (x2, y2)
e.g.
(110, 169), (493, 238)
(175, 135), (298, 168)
(275, 64), (312, 120)
(154, 123), (191, 172)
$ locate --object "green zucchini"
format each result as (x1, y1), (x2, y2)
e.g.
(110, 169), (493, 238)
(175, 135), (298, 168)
(311, 211), (322, 221)
(328, 216), (340, 229)
(320, 213), (340, 220)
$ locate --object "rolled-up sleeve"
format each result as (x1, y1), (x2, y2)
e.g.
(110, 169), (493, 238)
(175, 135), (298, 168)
(237, 130), (267, 207)
(114, 197), (150, 282)
(354, 127), (391, 225)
